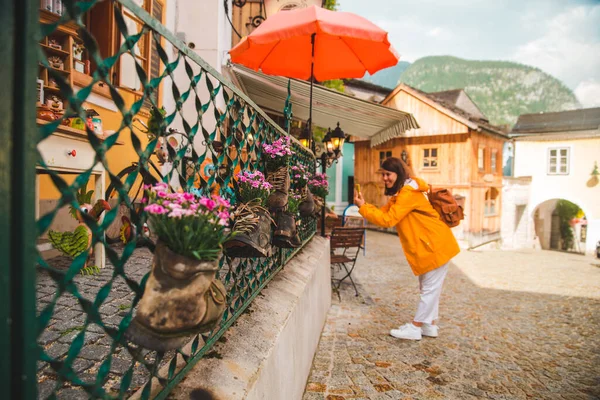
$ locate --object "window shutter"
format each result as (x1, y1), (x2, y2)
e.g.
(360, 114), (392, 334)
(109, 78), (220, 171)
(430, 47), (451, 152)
(144, 0), (163, 109)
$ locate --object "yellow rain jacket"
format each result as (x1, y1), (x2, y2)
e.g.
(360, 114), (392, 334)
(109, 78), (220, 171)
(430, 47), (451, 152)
(359, 177), (460, 276)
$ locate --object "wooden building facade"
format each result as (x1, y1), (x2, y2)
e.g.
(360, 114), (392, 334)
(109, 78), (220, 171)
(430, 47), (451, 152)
(354, 84), (508, 247)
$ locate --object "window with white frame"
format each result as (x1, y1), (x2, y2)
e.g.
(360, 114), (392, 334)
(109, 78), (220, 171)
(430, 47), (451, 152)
(423, 148), (438, 168)
(491, 149), (497, 172)
(484, 187), (499, 216)
(478, 147), (485, 171)
(548, 148), (570, 175)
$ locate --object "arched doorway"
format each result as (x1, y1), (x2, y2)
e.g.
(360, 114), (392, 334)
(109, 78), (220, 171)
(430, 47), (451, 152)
(533, 199), (587, 254)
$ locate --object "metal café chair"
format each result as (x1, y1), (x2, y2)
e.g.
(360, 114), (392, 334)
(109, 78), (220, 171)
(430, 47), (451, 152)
(330, 227), (365, 297)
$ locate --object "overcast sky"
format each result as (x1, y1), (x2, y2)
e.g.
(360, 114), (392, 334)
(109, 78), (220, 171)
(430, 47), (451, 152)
(338, 0), (600, 107)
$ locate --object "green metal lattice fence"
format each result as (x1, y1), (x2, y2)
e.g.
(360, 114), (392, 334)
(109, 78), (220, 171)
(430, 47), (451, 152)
(2, 0), (317, 398)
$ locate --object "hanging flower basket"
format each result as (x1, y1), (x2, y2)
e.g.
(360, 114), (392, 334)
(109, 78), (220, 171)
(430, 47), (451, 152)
(126, 183), (233, 352)
(263, 136), (294, 212)
(224, 171), (274, 258)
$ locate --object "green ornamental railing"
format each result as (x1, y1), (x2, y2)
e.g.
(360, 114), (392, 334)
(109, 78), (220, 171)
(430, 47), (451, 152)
(29, 0), (316, 398)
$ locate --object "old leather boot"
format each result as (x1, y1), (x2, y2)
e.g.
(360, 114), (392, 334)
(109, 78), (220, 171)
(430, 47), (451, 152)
(126, 242), (226, 352)
(272, 211), (301, 248)
(224, 203), (273, 258)
(298, 187), (315, 217)
(266, 166), (290, 212)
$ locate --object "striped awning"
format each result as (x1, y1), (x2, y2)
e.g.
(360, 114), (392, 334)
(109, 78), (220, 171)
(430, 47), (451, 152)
(226, 64), (419, 147)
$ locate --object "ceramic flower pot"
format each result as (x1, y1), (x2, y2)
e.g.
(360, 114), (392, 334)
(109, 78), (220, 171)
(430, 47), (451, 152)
(126, 241), (226, 352)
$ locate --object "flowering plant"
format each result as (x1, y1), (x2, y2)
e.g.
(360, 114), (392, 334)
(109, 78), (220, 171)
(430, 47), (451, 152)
(308, 172), (329, 199)
(287, 189), (302, 215)
(290, 164), (310, 188)
(262, 136), (294, 169)
(236, 170), (272, 206)
(144, 182), (233, 261)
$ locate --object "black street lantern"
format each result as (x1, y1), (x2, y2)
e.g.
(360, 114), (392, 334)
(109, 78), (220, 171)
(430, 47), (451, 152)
(330, 122), (346, 156)
(298, 123), (313, 150)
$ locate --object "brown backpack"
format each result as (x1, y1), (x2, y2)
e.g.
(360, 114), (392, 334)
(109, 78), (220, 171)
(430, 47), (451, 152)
(426, 185), (464, 228)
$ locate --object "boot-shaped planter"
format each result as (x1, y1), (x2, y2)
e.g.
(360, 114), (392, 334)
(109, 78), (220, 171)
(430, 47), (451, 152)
(272, 211), (301, 248)
(266, 165), (290, 212)
(313, 195), (324, 218)
(223, 203), (273, 258)
(298, 186), (315, 218)
(126, 241), (226, 352)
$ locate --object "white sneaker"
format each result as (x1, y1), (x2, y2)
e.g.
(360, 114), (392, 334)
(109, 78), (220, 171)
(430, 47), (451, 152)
(421, 323), (439, 338)
(390, 323), (422, 340)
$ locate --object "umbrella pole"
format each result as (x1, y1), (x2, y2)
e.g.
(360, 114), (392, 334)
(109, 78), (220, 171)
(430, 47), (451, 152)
(307, 33), (326, 237)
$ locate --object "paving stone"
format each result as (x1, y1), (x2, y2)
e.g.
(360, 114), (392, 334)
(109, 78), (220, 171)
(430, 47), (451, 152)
(303, 231), (600, 400)
(77, 344), (110, 361)
(37, 379), (57, 400)
(57, 388), (88, 400)
(38, 330), (60, 346)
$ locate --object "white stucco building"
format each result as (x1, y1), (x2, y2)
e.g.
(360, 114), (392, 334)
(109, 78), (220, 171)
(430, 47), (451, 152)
(501, 108), (600, 255)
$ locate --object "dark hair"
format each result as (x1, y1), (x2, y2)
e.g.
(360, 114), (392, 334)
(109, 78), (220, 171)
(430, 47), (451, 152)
(381, 157), (408, 196)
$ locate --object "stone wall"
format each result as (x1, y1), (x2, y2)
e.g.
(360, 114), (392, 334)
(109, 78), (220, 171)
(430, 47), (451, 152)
(169, 236), (331, 400)
(501, 177), (536, 250)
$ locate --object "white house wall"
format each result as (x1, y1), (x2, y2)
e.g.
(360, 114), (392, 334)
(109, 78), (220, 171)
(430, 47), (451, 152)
(513, 138), (600, 254)
(162, 0), (232, 178)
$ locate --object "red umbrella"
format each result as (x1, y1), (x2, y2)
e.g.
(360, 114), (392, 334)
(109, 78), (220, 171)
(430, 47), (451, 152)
(229, 5), (399, 141)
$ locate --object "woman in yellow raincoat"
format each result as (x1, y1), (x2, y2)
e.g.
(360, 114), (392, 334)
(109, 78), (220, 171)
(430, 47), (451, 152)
(354, 157), (459, 340)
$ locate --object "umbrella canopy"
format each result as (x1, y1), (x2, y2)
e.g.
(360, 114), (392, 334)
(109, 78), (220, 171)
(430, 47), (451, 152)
(229, 5), (399, 81)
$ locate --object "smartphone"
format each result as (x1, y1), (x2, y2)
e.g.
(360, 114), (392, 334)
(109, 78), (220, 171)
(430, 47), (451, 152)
(354, 183), (361, 194)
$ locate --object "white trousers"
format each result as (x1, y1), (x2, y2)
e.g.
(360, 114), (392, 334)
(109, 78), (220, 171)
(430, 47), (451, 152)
(413, 262), (449, 324)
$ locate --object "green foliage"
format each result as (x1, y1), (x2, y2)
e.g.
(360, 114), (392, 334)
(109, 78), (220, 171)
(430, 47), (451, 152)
(555, 200), (581, 251)
(398, 56), (580, 126)
(147, 106), (167, 140)
(288, 190), (302, 215)
(323, 79), (345, 93)
(323, 0), (337, 10)
(69, 185), (94, 220)
(151, 214), (229, 261)
(362, 61), (411, 89)
(59, 326), (85, 337)
(80, 265), (100, 276)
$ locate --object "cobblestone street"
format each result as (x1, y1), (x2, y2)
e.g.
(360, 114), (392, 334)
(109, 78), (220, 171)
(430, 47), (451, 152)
(304, 231), (600, 400)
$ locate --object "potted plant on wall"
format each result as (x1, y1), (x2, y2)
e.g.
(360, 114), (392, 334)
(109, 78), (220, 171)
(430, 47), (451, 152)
(290, 164), (314, 217)
(263, 136), (293, 211)
(272, 189), (302, 248)
(126, 183), (232, 352)
(223, 170), (274, 258)
(308, 172), (329, 216)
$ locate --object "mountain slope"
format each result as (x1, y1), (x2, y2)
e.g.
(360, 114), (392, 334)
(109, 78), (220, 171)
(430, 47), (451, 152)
(362, 61), (411, 89)
(398, 56), (580, 126)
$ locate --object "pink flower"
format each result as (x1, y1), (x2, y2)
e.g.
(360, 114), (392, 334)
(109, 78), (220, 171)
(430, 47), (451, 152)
(218, 211), (230, 220)
(199, 197), (216, 211)
(144, 204), (168, 214)
(157, 191), (168, 198)
(182, 192), (195, 202)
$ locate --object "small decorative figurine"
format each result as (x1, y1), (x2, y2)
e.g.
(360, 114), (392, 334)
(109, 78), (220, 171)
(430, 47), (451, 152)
(48, 199), (111, 275)
(48, 56), (64, 70)
(48, 78), (58, 88)
(37, 105), (56, 121)
(73, 43), (84, 60)
(45, 95), (63, 112)
(48, 38), (62, 50)
(86, 109), (103, 135)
